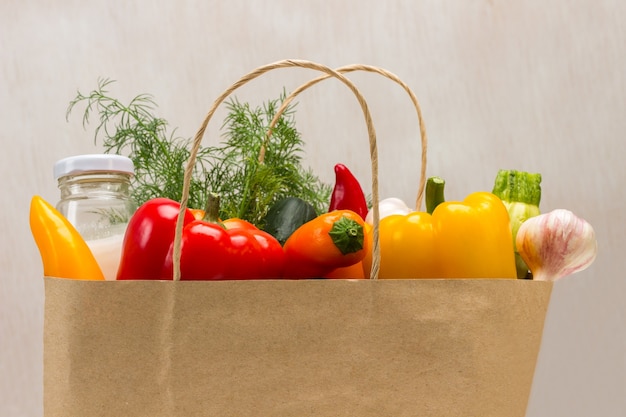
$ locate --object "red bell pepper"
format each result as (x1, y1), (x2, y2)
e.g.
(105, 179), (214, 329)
(328, 163), (368, 220)
(172, 218), (234, 280)
(224, 220), (285, 279)
(170, 195), (285, 280)
(118, 195), (285, 280)
(116, 197), (196, 280)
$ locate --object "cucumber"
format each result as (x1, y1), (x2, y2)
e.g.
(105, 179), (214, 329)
(262, 197), (317, 245)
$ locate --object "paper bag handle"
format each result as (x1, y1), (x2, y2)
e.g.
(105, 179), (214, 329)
(174, 59), (427, 281)
(261, 64), (428, 211)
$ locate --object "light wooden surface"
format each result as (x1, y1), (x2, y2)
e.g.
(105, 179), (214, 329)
(1, 1), (624, 416)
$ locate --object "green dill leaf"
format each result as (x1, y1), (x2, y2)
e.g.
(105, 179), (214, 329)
(67, 81), (331, 227)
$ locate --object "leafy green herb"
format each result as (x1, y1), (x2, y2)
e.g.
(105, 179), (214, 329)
(209, 97), (331, 226)
(66, 78), (331, 226)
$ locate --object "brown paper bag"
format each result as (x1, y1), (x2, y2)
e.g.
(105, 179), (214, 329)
(44, 278), (552, 417)
(43, 60), (554, 416)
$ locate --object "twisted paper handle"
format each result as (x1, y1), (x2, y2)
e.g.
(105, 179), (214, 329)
(261, 64), (428, 210)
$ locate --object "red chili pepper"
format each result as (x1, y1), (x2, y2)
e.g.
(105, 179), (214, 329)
(328, 163), (368, 220)
(116, 198), (196, 280)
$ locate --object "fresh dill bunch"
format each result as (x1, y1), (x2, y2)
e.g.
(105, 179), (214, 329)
(66, 78), (212, 210)
(66, 79), (331, 225)
(207, 96), (332, 226)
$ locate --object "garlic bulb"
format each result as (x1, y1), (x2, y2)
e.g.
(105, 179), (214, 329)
(365, 197), (412, 225)
(516, 209), (598, 281)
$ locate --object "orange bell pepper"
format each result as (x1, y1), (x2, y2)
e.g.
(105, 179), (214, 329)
(324, 222), (372, 279)
(283, 210), (367, 279)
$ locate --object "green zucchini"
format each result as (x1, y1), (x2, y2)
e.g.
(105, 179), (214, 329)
(262, 197), (317, 245)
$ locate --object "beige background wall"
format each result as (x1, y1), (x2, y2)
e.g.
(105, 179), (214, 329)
(1, 1), (624, 416)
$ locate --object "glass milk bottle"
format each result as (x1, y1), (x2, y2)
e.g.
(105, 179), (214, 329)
(54, 154), (136, 280)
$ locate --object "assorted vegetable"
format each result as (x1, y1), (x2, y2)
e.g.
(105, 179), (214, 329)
(27, 82), (598, 283)
(174, 217), (233, 280)
(378, 211), (439, 279)
(116, 197), (195, 280)
(282, 210), (367, 279)
(328, 163), (369, 220)
(434, 192), (517, 278)
(365, 197), (412, 225)
(325, 221), (373, 280)
(378, 191), (517, 279)
(29, 196), (104, 280)
(516, 209), (597, 282)
(425, 176), (446, 215)
(262, 197), (317, 245)
(223, 221), (285, 280)
(492, 169), (542, 279)
(32, 167), (597, 281)
(174, 195), (285, 280)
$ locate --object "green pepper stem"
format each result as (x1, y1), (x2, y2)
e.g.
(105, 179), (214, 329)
(425, 176), (446, 214)
(202, 192), (221, 223)
(328, 216), (364, 255)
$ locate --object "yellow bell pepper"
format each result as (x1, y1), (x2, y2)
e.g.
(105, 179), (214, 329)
(378, 211), (439, 278)
(29, 195), (105, 280)
(378, 191), (516, 279)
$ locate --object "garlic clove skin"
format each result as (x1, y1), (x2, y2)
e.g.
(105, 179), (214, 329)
(516, 209), (598, 281)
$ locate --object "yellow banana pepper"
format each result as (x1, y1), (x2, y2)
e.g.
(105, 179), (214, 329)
(378, 191), (516, 279)
(29, 195), (105, 280)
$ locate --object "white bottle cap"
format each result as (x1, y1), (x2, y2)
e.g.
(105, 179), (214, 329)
(54, 154), (135, 180)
